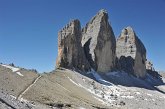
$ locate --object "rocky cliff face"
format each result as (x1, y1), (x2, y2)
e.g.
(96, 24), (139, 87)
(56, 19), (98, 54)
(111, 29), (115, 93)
(56, 20), (90, 71)
(81, 9), (116, 73)
(116, 27), (146, 78)
(56, 10), (151, 78)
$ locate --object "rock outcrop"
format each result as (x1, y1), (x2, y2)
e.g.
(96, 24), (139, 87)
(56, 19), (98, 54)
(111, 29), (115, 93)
(81, 9), (116, 73)
(146, 60), (160, 79)
(146, 60), (155, 71)
(56, 20), (90, 71)
(55, 10), (155, 79)
(116, 26), (146, 78)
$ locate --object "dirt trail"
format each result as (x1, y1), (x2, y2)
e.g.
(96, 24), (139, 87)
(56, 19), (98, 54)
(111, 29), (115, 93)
(17, 75), (42, 100)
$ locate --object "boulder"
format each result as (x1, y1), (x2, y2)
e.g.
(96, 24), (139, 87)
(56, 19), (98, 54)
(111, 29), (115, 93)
(56, 19), (90, 71)
(146, 60), (155, 71)
(116, 26), (146, 78)
(82, 9), (116, 73)
(146, 60), (160, 79)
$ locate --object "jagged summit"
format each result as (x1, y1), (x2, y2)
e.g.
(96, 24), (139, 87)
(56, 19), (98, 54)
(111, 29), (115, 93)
(56, 9), (116, 73)
(97, 9), (108, 16)
(82, 9), (109, 36)
(116, 26), (146, 78)
(56, 9), (154, 78)
(58, 19), (80, 39)
(120, 26), (146, 54)
(120, 26), (135, 37)
(82, 9), (116, 73)
(56, 19), (90, 71)
(119, 26), (146, 54)
(98, 9), (108, 13)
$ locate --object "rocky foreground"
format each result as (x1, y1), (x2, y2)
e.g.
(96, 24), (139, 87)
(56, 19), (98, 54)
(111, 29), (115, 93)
(0, 64), (165, 109)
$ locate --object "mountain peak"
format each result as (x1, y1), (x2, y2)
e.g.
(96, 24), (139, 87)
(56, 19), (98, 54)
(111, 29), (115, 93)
(56, 19), (90, 71)
(98, 9), (108, 15)
(81, 9), (116, 73)
(117, 26), (147, 78)
(121, 26), (135, 37)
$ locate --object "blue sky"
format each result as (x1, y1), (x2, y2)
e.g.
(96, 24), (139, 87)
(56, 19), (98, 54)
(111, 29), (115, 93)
(0, 0), (165, 72)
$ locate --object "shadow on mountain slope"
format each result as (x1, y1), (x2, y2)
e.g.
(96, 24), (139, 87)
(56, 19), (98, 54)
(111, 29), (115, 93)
(98, 71), (165, 94)
(62, 67), (165, 94)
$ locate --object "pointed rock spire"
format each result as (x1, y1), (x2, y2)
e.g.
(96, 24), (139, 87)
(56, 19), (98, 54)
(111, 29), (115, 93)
(116, 26), (146, 78)
(82, 9), (116, 73)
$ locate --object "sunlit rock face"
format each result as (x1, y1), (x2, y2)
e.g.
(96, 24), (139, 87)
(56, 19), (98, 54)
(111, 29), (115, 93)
(56, 10), (147, 78)
(146, 60), (161, 79)
(56, 19), (90, 71)
(116, 26), (146, 78)
(146, 60), (155, 71)
(82, 9), (116, 73)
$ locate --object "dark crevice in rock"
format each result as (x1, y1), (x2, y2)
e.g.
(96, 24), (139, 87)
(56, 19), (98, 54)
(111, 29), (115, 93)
(83, 38), (96, 70)
(81, 9), (116, 73)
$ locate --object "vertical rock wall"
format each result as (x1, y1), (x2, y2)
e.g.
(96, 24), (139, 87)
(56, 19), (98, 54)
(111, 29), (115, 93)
(56, 20), (90, 71)
(116, 27), (146, 78)
(82, 9), (116, 73)
(56, 10), (149, 78)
